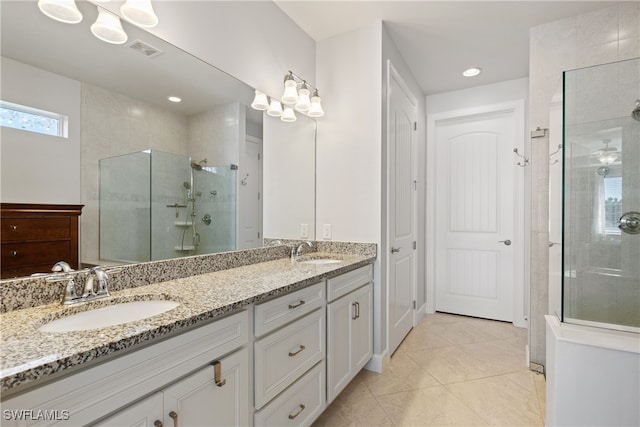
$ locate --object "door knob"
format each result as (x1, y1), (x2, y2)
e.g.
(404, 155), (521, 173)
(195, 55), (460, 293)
(619, 212), (640, 234)
(498, 240), (512, 246)
(391, 247), (401, 253)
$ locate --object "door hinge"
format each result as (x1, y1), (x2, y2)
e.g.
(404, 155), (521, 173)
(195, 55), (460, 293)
(413, 300), (416, 309)
(414, 122), (417, 131)
(258, 153), (261, 160)
(258, 192), (261, 200)
(413, 241), (417, 250)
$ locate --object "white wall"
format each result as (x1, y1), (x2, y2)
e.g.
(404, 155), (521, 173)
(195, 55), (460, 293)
(0, 58), (81, 204)
(529, 2), (640, 368)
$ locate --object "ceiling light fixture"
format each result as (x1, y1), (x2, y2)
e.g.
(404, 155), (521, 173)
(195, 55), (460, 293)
(593, 139), (619, 164)
(120, 0), (159, 28)
(167, 96), (182, 103)
(462, 67), (482, 77)
(91, 7), (128, 45)
(37, 0), (83, 24)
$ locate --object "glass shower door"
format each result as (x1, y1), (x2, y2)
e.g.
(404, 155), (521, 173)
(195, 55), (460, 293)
(562, 58), (640, 332)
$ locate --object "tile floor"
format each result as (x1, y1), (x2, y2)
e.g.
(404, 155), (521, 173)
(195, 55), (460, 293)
(313, 312), (546, 427)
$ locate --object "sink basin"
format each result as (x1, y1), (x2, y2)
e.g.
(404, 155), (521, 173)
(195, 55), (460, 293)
(298, 258), (343, 265)
(39, 300), (180, 333)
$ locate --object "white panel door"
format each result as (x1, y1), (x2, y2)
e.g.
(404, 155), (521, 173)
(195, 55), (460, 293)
(435, 110), (517, 321)
(238, 136), (263, 249)
(387, 62), (416, 355)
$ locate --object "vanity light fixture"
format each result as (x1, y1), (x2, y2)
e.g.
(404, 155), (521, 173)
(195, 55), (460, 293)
(307, 89), (324, 117)
(462, 67), (482, 77)
(267, 99), (283, 117)
(120, 0), (159, 28)
(281, 106), (297, 122)
(250, 90), (269, 110)
(91, 7), (128, 44)
(37, 0), (83, 24)
(281, 72), (299, 104)
(294, 82), (311, 112)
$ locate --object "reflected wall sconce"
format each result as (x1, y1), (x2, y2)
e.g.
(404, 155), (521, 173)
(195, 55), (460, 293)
(513, 148), (529, 167)
(250, 70), (324, 122)
(38, 0), (159, 45)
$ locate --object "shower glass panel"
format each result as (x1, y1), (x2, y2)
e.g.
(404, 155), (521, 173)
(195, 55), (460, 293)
(562, 57), (640, 333)
(100, 149), (237, 263)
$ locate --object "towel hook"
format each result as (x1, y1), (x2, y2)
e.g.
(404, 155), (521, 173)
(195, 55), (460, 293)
(240, 173), (249, 185)
(513, 148), (529, 167)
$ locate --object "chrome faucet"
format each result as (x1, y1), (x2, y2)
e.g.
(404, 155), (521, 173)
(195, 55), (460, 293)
(51, 261), (73, 273)
(295, 241), (313, 258)
(82, 267), (110, 299)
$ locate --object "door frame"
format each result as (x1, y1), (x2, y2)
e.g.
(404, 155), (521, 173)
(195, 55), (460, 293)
(386, 60), (418, 356)
(426, 100), (528, 328)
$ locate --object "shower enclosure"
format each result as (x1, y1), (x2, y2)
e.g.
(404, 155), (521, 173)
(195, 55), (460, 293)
(562, 57), (640, 333)
(99, 149), (237, 263)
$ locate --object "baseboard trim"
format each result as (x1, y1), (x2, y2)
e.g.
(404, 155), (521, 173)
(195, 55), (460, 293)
(365, 351), (389, 374)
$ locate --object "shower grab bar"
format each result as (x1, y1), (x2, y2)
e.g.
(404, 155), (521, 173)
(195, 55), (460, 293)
(166, 204), (187, 208)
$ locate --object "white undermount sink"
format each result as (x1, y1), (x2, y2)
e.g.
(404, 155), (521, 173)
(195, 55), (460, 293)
(39, 300), (180, 333)
(298, 258), (343, 265)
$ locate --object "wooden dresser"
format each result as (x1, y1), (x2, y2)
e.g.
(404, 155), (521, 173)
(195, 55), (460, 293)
(1, 203), (83, 279)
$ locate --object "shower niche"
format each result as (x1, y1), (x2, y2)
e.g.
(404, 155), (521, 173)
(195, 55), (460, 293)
(99, 149), (237, 263)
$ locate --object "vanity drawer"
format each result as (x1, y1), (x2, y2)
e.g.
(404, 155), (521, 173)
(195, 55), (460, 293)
(327, 264), (372, 302)
(254, 309), (325, 409)
(254, 361), (325, 427)
(254, 281), (324, 337)
(1, 217), (71, 242)
(1, 241), (71, 269)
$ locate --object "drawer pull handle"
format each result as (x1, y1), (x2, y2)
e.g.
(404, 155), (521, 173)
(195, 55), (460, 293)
(355, 301), (360, 319)
(169, 411), (178, 427)
(9, 250), (18, 257)
(352, 302), (357, 319)
(288, 345), (306, 357)
(154, 421), (163, 427)
(9, 225), (17, 231)
(212, 360), (227, 387)
(288, 404), (306, 420)
(288, 300), (305, 309)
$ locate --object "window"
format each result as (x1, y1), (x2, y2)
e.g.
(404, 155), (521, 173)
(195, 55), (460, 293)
(0, 100), (67, 138)
(603, 176), (622, 234)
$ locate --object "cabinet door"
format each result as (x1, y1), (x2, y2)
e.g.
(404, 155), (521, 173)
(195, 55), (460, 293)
(162, 347), (249, 427)
(352, 283), (373, 372)
(93, 393), (163, 427)
(326, 293), (354, 404)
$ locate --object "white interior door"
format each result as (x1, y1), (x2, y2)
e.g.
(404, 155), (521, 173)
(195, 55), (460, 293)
(388, 62), (416, 355)
(434, 107), (520, 321)
(238, 136), (262, 249)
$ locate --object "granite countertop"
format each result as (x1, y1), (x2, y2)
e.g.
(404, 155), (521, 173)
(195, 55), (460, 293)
(0, 252), (374, 393)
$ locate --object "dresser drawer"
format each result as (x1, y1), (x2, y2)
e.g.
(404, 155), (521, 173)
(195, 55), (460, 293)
(254, 361), (325, 427)
(1, 217), (71, 242)
(254, 282), (324, 337)
(1, 241), (71, 268)
(254, 309), (325, 409)
(327, 264), (373, 302)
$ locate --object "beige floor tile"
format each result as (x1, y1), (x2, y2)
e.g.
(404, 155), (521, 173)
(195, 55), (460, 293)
(360, 352), (440, 396)
(377, 385), (487, 426)
(458, 338), (528, 375)
(465, 317), (528, 339)
(405, 345), (491, 384)
(396, 326), (455, 353)
(427, 321), (502, 345)
(446, 374), (543, 426)
(533, 371), (547, 422)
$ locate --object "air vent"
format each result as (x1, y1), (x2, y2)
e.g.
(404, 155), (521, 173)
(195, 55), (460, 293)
(126, 40), (163, 58)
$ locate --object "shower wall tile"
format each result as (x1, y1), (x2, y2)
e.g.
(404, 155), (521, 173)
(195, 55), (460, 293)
(576, 6), (618, 47)
(619, 1), (640, 40)
(619, 38), (640, 61)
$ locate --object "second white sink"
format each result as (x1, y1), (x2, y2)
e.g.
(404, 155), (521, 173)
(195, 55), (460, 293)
(39, 300), (180, 333)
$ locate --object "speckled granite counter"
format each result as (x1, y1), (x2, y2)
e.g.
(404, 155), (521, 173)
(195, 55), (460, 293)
(0, 250), (374, 394)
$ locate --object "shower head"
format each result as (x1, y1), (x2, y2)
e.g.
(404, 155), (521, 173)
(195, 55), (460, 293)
(632, 99), (640, 121)
(183, 181), (191, 190)
(191, 159), (208, 170)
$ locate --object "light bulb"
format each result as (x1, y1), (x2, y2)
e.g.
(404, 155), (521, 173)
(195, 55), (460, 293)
(281, 106), (297, 122)
(308, 90), (324, 117)
(267, 99), (283, 117)
(251, 90), (269, 110)
(38, 0), (82, 24)
(295, 83), (311, 112)
(91, 7), (128, 44)
(120, 0), (158, 28)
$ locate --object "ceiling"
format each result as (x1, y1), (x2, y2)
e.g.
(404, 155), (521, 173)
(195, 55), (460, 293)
(274, 1), (625, 95)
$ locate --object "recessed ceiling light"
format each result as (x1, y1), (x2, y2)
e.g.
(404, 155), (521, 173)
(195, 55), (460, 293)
(463, 67), (482, 77)
(167, 96), (182, 103)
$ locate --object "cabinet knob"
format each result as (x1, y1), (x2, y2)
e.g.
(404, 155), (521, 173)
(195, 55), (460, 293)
(288, 404), (306, 420)
(169, 411), (178, 427)
(9, 225), (17, 231)
(154, 421), (163, 427)
(9, 250), (18, 257)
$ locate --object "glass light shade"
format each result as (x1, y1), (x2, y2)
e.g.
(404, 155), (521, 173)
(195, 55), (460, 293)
(91, 8), (128, 45)
(597, 150), (618, 164)
(282, 79), (299, 104)
(120, 0), (158, 28)
(295, 86), (311, 112)
(281, 106), (297, 122)
(267, 99), (283, 117)
(308, 95), (324, 117)
(38, 0), (82, 24)
(251, 90), (269, 110)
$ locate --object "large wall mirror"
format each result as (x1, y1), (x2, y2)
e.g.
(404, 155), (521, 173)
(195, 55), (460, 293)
(0, 1), (316, 275)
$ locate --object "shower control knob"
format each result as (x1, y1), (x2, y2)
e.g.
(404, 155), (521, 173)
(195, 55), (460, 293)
(619, 212), (640, 234)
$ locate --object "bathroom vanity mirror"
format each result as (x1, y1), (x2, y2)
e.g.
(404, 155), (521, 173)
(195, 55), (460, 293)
(0, 1), (315, 272)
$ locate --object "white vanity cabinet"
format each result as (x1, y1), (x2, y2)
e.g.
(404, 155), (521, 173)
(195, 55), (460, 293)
(2, 311), (249, 427)
(326, 265), (373, 403)
(95, 348), (248, 427)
